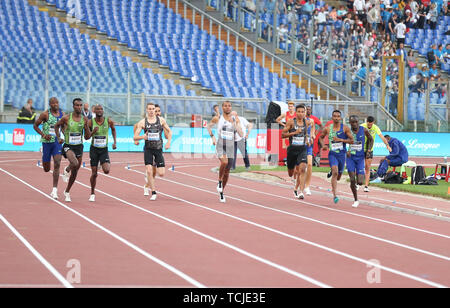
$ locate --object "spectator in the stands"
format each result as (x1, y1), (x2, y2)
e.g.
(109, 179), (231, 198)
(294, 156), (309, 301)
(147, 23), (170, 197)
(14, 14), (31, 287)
(429, 63), (441, 80)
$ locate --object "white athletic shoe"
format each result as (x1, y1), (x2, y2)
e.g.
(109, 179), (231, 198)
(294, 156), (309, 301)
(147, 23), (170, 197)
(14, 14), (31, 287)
(50, 188), (58, 200)
(217, 182), (223, 193)
(352, 201), (360, 208)
(304, 187), (312, 195)
(144, 186), (150, 196)
(89, 194), (95, 202)
(298, 192), (305, 200)
(293, 190), (299, 198)
(150, 193), (157, 201)
(364, 186), (370, 192)
(219, 193), (226, 203)
(356, 184), (360, 191)
(62, 168), (70, 183)
(64, 191), (71, 202)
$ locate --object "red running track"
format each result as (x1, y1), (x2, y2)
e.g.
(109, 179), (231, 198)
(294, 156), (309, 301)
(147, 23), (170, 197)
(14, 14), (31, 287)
(0, 152), (449, 288)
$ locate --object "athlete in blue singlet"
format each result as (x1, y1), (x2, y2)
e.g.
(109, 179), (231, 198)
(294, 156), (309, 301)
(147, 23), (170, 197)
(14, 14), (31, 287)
(347, 115), (373, 208)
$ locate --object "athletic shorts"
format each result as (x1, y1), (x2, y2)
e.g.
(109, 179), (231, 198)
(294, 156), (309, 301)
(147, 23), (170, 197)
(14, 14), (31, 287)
(346, 155), (365, 175)
(328, 151), (346, 174)
(307, 145), (313, 156)
(287, 145), (307, 170)
(62, 144), (84, 159)
(42, 142), (62, 163)
(144, 147), (165, 167)
(365, 150), (373, 159)
(90, 146), (110, 167)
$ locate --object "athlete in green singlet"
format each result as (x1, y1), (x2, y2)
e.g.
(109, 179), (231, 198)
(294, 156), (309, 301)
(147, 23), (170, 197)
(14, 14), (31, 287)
(54, 98), (91, 202)
(85, 105), (117, 202)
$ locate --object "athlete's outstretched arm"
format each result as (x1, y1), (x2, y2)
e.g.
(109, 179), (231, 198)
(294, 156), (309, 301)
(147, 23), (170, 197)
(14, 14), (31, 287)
(160, 118), (172, 150)
(319, 126), (329, 151)
(33, 111), (51, 141)
(364, 128), (374, 157)
(83, 116), (92, 140)
(339, 125), (354, 144)
(109, 118), (117, 150)
(54, 115), (69, 144)
(207, 116), (219, 146)
(134, 119), (147, 141)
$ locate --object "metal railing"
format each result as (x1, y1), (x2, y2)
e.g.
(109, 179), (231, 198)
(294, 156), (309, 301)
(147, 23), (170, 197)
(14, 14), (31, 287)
(173, 0), (353, 101)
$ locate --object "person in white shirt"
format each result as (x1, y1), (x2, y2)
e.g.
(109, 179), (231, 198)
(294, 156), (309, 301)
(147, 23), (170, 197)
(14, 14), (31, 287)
(394, 18), (406, 47)
(232, 116), (253, 170)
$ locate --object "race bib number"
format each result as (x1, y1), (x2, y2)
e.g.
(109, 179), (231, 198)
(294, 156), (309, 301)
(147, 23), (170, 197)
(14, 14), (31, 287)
(49, 125), (56, 136)
(93, 136), (107, 148)
(350, 141), (362, 152)
(69, 133), (82, 145)
(331, 141), (344, 152)
(221, 130), (234, 141)
(292, 136), (305, 146)
(147, 132), (160, 141)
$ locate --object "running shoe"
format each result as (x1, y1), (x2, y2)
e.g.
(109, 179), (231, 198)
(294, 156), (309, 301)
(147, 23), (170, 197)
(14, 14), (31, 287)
(217, 182), (223, 193)
(64, 191), (71, 202)
(50, 188), (58, 200)
(327, 170), (332, 178)
(144, 186), (150, 196)
(333, 196), (339, 204)
(304, 187), (312, 195)
(89, 194), (95, 202)
(219, 193), (226, 203)
(62, 167), (70, 183)
(293, 190), (299, 198)
(150, 193), (157, 201)
(364, 186), (370, 192)
(352, 201), (359, 208)
(298, 192), (305, 200)
(370, 177), (382, 184)
(356, 184), (360, 191)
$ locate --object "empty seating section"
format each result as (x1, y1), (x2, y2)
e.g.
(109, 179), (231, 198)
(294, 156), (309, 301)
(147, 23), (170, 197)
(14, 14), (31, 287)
(0, 0), (195, 112)
(41, 0), (308, 111)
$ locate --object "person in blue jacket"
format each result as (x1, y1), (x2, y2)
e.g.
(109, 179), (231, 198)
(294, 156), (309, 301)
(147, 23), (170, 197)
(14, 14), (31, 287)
(371, 135), (408, 183)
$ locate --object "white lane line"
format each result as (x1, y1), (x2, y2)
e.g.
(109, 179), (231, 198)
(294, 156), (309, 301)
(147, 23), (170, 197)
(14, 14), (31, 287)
(129, 168), (450, 262)
(0, 214), (73, 288)
(0, 167), (206, 289)
(172, 169), (450, 239)
(96, 167), (447, 288)
(0, 159), (39, 164)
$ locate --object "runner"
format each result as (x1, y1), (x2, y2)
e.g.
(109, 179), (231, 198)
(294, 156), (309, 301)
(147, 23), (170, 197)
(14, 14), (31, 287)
(361, 116), (392, 192)
(54, 98), (92, 202)
(86, 105), (117, 202)
(281, 104), (314, 200)
(33, 97), (65, 199)
(319, 110), (354, 204)
(134, 102), (172, 201)
(304, 105), (322, 195)
(207, 101), (243, 203)
(276, 101), (298, 182)
(347, 115), (373, 208)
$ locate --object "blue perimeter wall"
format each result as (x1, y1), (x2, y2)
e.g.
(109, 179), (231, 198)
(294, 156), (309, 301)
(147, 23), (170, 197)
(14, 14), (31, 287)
(0, 124), (449, 157)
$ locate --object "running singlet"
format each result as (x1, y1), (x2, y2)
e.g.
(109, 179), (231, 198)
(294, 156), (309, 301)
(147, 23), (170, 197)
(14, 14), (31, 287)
(41, 109), (63, 143)
(286, 111), (296, 123)
(289, 118), (308, 147)
(144, 116), (163, 150)
(217, 115), (235, 143)
(329, 124), (347, 154)
(91, 117), (109, 148)
(64, 113), (84, 145)
(349, 126), (365, 157)
(361, 123), (381, 151)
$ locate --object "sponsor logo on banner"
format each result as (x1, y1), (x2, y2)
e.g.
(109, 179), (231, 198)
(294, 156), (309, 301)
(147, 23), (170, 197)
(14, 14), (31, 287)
(256, 134), (267, 149)
(13, 129), (25, 146)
